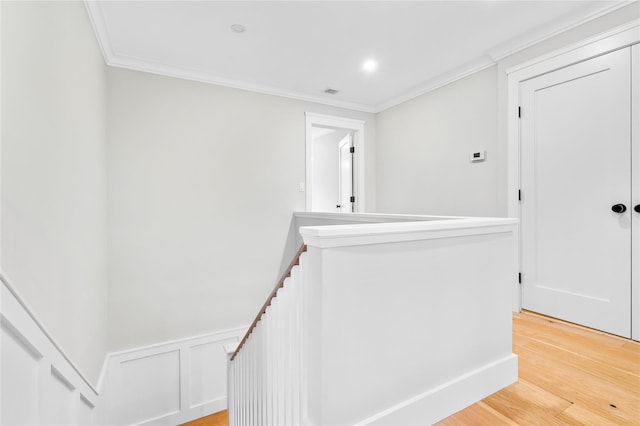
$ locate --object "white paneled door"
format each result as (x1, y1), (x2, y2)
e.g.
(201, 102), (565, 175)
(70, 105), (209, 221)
(520, 46), (637, 338)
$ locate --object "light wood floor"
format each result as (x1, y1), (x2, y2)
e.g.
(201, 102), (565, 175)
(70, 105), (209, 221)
(182, 311), (640, 426)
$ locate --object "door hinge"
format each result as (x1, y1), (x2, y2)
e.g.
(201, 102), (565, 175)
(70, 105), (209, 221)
(518, 273), (522, 284)
(350, 196), (355, 203)
(350, 146), (355, 154)
(518, 189), (521, 201)
(518, 106), (521, 118)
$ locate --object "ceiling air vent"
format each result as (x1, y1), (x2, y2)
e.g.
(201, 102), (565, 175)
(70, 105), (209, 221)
(324, 88), (340, 95)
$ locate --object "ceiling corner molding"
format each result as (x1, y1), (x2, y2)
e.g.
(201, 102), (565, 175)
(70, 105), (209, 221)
(374, 59), (495, 113)
(486, 0), (638, 63)
(107, 53), (377, 114)
(82, 0), (375, 114)
(83, 0), (115, 64)
(374, 0), (637, 114)
(82, 0), (636, 116)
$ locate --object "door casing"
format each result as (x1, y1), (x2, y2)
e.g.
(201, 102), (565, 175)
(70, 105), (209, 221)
(305, 113), (365, 213)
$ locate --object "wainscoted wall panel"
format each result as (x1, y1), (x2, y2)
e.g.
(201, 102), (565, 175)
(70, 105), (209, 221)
(189, 338), (238, 408)
(45, 366), (76, 425)
(2, 274), (244, 425)
(1, 276), (99, 425)
(100, 328), (245, 425)
(1, 320), (41, 425)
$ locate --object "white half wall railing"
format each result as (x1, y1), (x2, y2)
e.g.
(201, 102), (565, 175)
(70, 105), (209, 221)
(227, 214), (519, 425)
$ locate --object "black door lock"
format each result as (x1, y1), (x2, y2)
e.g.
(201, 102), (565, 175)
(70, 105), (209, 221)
(611, 204), (627, 213)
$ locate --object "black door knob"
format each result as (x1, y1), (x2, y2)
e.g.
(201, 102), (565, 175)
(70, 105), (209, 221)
(611, 204), (627, 213)
(635, 204), (640, 213)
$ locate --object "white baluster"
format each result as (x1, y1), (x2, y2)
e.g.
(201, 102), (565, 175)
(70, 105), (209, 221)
(267, 304), (275, 426)
(251, 337), (256, 426)
(257, 321), (263, 426)
(261, 317), (268, 424)
(273, 292), (281, 426)
(242, 350), (248, 426)
(227, 355), (235, 426)
(285, 270), (295, 425)
(291, 264), (301, 424)
(237, 351), (243, 426)
(278, 282), (287, 424)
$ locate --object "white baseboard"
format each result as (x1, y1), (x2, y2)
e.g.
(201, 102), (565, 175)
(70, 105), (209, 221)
(99, 326), (246, 425)
(357, 355), (518, 426)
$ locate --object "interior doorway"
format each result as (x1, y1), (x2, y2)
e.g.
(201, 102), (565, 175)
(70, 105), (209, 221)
(507, 23), (640, 340)
(305, 113), (365, 212)
(519, 46), (634, 338)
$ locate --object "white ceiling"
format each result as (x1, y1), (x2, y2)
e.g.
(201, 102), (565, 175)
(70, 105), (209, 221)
(85, 1), (631, 113)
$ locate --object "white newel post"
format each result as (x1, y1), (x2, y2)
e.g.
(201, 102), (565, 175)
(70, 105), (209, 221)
(224, 343), (237, 425)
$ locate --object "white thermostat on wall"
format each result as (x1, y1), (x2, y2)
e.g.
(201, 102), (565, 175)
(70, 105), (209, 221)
(470, 150), (486, 162)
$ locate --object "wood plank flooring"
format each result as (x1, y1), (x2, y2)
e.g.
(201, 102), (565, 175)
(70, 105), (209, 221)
(182, 311), (640, 425)
(179, 410), (227, 426)
(438, 311), (640, 425)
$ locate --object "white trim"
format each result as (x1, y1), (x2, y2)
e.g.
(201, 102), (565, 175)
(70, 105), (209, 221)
(489, 1), (637, 64)
(300, 217), (518, 249)
(632, 43), (640, 341)
(83, 0), (113, 63)
(99, 325), (247, 425)
(355, 354), (518, 426)
(0, 272), (100, 396)
(305, 113), (367, 213)
(82, 0), (375, 113)
(375, 59), (496, 112)
(1, 274), (100, 423)
(107, 55), (376, 113)
(84, 1), (635, 114)
(1, 271), (249, 423)
(294, 211), (466, 223)
(506, 21), (640, 311)
(104, 326), (246, 362)
(505, 21), (640, 76)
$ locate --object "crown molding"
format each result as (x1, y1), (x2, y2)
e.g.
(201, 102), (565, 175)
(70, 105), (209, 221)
(83, 0), (113, 62)
(373, 57), (496, 112)
(106, 53), (377, 113)
(374, 1), (637, 113)
(83, 0), (375, 113)
(84, 0), (636, 115)
(486, 0), (637, 63)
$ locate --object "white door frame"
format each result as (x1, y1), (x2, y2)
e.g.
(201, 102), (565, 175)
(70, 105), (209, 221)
(305, 112), (365, 212)
(338, 134), (353, 213)
(506, 21), (640, 327)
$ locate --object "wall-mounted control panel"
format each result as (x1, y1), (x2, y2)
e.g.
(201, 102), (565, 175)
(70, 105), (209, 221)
(470, 150), (486, 162)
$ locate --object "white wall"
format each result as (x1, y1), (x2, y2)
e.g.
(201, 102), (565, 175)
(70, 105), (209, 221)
(311, 129), (351, 212)
(1, 1), (108, 384)
(377, 66), (499, 217)
(106, 67), (376, 352)
(376, 3), (639, 218)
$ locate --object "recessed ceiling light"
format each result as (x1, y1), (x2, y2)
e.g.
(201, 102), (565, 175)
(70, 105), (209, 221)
(230, 24), (246, 34)
(363, 59), (378, 72)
